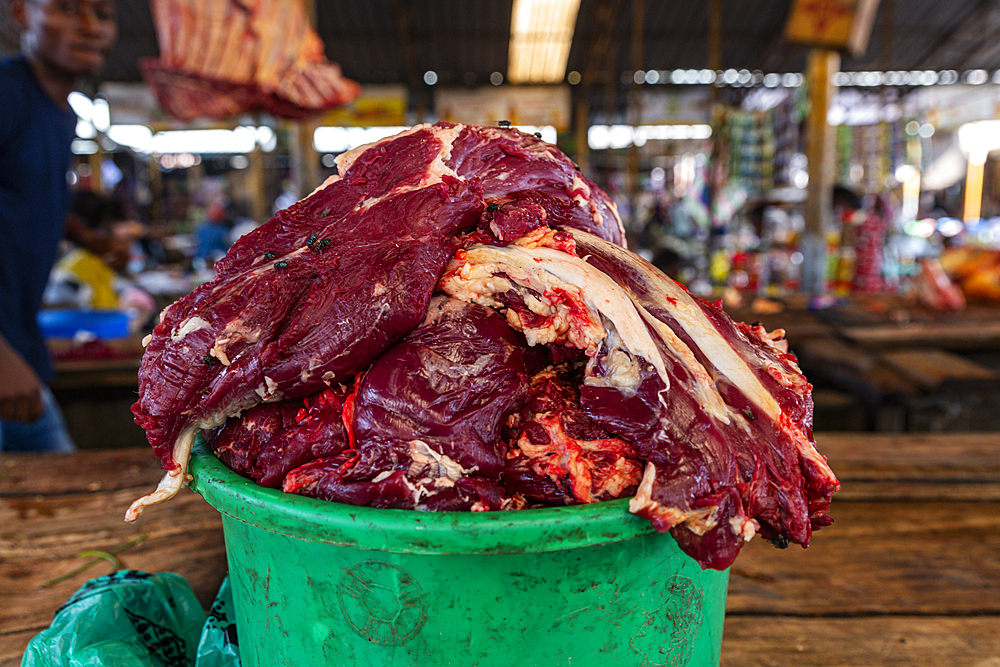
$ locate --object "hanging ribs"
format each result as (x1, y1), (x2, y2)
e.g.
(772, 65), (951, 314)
(141, 0), (360, 121)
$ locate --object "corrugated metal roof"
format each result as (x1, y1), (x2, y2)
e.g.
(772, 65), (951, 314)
(2, 0), (998, 119)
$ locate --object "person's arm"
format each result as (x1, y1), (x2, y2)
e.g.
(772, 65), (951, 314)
(0, 332), (44, 423)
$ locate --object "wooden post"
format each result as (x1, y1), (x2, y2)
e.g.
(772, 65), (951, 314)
(709, 0), (722, 103)
(188, 159), (203, 229)
(627, 0), (644, 222)
(88, 150), (104, 193)
(289, 119), (320, 200)
(146, 155), (163, 227)
(573, 0), (621, 177)
(574, 95), (590, 175)
(247, 141), (267, 224)
(963, 156), (985, 222)
(801, 49), (839, 296)
(707, 0), (723, 262)
(289, 0), (321, 198)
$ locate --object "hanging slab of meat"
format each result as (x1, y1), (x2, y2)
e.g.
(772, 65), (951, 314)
(127, 123), (626, 522)
(438, 229), (839, 569)
(141, 0), (360, 121)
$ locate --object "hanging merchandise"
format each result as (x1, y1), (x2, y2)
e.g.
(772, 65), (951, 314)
(724, 109), (777, 195)
(836, 124), (854, 185)
(859, 125), (879, 193)
(889, 118), (905, 177)
(844, 121), (907, 195)
(771, 93), (802, 187)
(853, 206), (887, 293)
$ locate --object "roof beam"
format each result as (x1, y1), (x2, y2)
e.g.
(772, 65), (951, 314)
(916, 0), (1000, 70)
(390, 0), (426, 120)
(579, 0), (625, 86)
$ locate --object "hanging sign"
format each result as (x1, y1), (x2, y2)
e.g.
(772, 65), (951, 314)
(318, 85), (408, 127)
(784, 0), (881, 57)
(436, 86), (571, 130)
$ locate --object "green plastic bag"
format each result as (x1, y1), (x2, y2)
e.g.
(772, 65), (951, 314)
(195, 577), (240, 667)
(22, 571), (241, 667)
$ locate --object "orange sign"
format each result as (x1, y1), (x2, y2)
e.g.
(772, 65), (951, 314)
(784, 0), (880, 56)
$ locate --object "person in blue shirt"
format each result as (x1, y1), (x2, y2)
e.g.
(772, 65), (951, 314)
(0, 0), (117, 451)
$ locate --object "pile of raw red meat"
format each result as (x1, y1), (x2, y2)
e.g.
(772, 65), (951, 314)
(128, 123), (838, 570)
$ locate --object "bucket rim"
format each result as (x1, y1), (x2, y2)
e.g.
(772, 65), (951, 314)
(188, 438), (661, 555)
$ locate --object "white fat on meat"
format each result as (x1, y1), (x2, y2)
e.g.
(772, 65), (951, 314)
(579, 319), (646, 396)
(408, 440), (477, 487)
(569, 174), (625, 240)
(125, 393), (263, 522)
(441, 233), (835, 539)
(582, 343), (643, 394)
(254, 376), (282, 402)
(124, 425), (198, 522)
(628, 462), (729, 537)
(637, 310), (736, 425)
(754, 325), (790, 355)
(209, 318), (263, 367)
(171, 316), (211, 342)
(491, 246), (664, 376)
(441, 244), (663, 380)
(640, 270), (824, 471)
(571, 231), (831, 477)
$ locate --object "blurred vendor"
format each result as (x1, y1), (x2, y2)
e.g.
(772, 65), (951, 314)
(195, 195), (235, 266)
(47, 189), (155, 316)
(1, 0), (117, 451)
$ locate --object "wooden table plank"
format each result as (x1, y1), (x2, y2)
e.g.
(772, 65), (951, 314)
(840, 319), (1000, 350)
(727, 500), (1000, 616)
(3, 433), (999, 667)
(722, 616), (1000, 666)
(0, 449), (167, 495)
(814, 431), (1000, 500)
(8, 615), (997, 667)
(1, 484), (226, 667)
(880, 348), (1000, 390)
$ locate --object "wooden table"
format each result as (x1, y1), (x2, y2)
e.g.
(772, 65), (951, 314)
(726, 294), (1000, 350)
(45, 337), (149, 451)
(726, 297), (1000, 432)
(3, 432), (999, 666)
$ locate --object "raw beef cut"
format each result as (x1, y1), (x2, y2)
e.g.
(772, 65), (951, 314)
(281, 297), (546, 511)
(128, 123), (625, 522)
(128, 122), (837, 570)
(206, 384), (351, 488)
(502, 363), (644, 506)
(437, 228), (838, 569)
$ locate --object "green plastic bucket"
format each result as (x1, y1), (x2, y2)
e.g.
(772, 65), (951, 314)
(188, 439), (729, 666)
